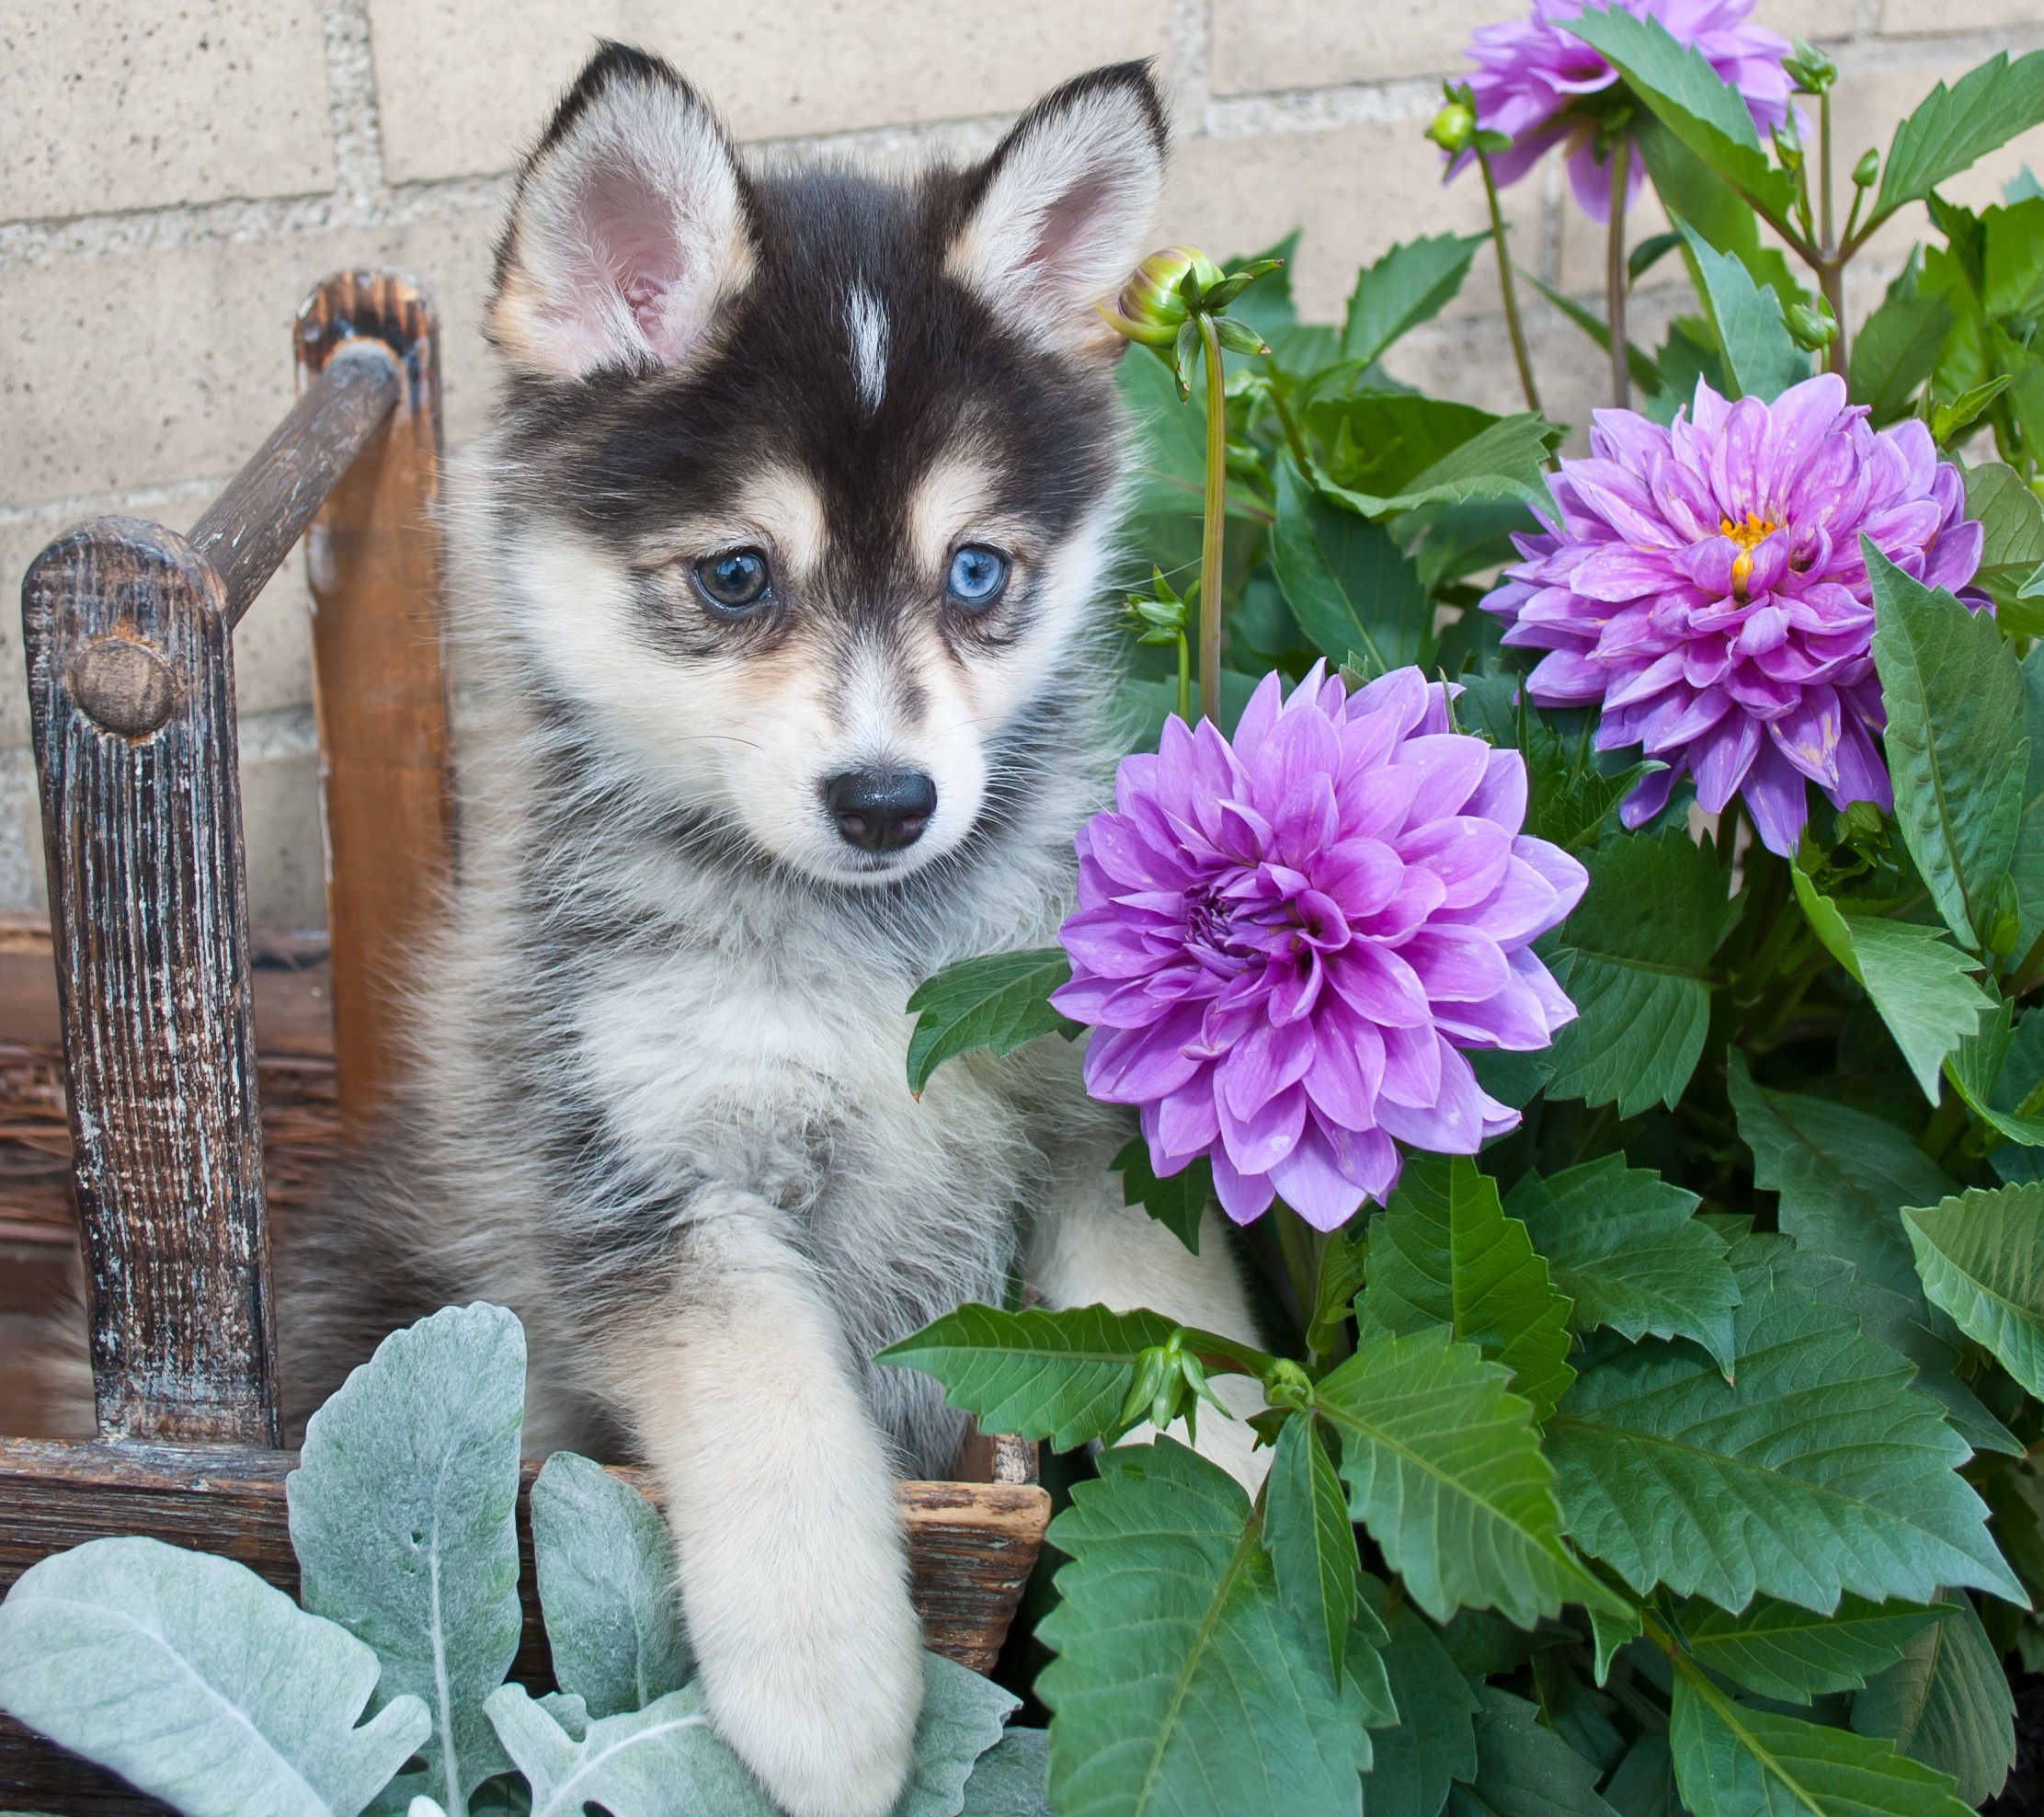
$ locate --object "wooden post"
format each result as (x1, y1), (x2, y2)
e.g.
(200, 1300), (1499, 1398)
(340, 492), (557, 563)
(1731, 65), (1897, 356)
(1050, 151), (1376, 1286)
(295, 270), (454, 1137)
(21, 522), (276, 1446)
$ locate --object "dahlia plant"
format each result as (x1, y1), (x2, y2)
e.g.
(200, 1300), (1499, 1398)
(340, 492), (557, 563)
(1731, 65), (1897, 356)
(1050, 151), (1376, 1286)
(888, 17), (2044, 1817)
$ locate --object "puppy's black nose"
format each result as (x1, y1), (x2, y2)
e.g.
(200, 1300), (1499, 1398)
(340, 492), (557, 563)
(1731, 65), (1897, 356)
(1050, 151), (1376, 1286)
(824, 769), (937, 852)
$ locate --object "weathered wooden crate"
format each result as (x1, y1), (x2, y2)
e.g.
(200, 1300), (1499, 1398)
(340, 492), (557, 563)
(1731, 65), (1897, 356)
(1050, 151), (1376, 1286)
(0, 270), (1050, 1813)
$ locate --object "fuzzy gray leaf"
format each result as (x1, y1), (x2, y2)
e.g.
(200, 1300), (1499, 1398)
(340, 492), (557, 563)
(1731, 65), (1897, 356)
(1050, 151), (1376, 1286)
(289, 1304), (527, 1816)
(0, 1537), (428, 1817)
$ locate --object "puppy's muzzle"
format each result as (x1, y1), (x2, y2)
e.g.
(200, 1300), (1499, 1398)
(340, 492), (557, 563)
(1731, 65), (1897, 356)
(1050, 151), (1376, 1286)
(824, 768), (936, 852)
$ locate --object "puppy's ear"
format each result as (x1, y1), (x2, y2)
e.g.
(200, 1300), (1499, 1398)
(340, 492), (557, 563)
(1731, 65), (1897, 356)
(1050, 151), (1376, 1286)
(488, 42), (754, 380)
(947, 62), (1167, 358)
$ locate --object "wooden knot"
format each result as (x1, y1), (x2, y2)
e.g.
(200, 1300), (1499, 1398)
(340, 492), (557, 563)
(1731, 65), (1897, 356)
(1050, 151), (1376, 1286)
(69, 638), (175, 737)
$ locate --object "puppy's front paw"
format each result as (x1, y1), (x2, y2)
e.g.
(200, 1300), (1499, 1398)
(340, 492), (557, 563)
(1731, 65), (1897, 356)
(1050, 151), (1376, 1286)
(691, 1533), (924, 1817)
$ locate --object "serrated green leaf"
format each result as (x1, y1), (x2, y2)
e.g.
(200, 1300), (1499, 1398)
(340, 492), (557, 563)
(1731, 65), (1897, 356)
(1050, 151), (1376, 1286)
(1967, 463), (2044, 624)
(1307, 1227), (1369, 1358)
(0, 1537), (429, 1817)
(1343, 234), (1487, 367)
(876, 1303), (1176, 1450)
(1852, 1594), (2015, 1805)
(530, 1453), (689, 1721)
(1541, 829), (1732, 1116)
(1547, 1231), (2023, 1612)
(1039, 1438), (1382, 1817)
(1789, 873), (1992, 1102)
(1310, 394), (1503, 501)
(905, 950), (1078, 1094)
(1871, 51), (2044, 231)
(1110, 1137), (1208, 1256)
(1505, 1156), (1738, 1377)
(1448, 1687), (1619, 1817)
(1932, 376), (2012, 446)
(1603, 1736), (1677, 1817)
(2017, 648), (2044, 964)
(1363, 1155), (1575, 1419)
(1869, 543), (2028, 953)
(1266, 1415), (1365, 1687)
(1849, 287), (1954, 426)
(1360, 1577), (1481, 1817)
(1273, 457), (1433, 675)
(1676, 221), (1810, 402)
(1564, 7), (1799, 226)
(1945, 1000), (2044, 1146)
(1670, 1665), (1971, 1817)
(289, 1303), (527, 1816)
(1316, 415), (1559, 520)
(1903, 1184), (2044, 1397)
(1984, 197), (2044, 318)
(1317, 1329), (1612, 1628)
(1676, 1595), (1947, 1702)
(1726, 1050), (1948, 1300)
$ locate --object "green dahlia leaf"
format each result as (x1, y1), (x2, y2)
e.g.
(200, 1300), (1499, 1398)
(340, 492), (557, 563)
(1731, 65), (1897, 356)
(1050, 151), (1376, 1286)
(1852, 1594), (2015, 1806)
(1111, 1137), (1209, 1256)
(1674, 1594), (1947, 1703)
(1317, 415), (1559, 521)
(1676, 222), (1810, 402)
(904, 949), (1078, 1094)
(1603, 1737), (1677, 1817)
(1963, 463), (2044, 620)
(1342, 234), (1487, 367)
(1447, 1687), (1618, 1817)
(1788, 874), (1992, 1103)
(0, 1537), (429, 1817)
(1317, 1329), (1614, 1627)
(2013, 645), (2044, 961)
(1850, 285), (1954, 427)
(1273, 456), (1433, 676)
(1359, 1577), (1481, 1817)
(1547, 1232), (2022, 1611)
(1946, 1000), (2044, 1146)
(288, 1302), (527, 1817)
(1726, 1050), (1947, 1300)
(1669, 1667), (1970, 1817)
(1038, 1438), (1384, 1817)
(1903, 1184), (2044, 1397)
(1540, 828), (1733, 1116)
(529, 1452), (690, 1721)
(1505, 1155), (1737, 1376)
(1309, 394), (1503, 503)
(875, 1303), (1177, 1451)
(1563, 6), (1799, 226)
(1364, 1154), (1575, 1419)
(1307, 1226), (1370, 1358)
(1265, 1414), (1366, 1687)
(1868, 543), (2028, 954)
(1872, 51), (2044, 231)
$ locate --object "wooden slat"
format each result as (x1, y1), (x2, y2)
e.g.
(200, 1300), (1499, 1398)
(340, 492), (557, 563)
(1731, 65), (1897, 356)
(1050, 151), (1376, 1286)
(188, 342), (402, 627)
(296, 271), (455, 1137)
(21, 521), (276, 1446)
(0, 1437), (1051, 1809)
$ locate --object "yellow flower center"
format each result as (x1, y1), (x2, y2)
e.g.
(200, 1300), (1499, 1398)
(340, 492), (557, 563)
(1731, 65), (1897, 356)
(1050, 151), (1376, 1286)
(1720, 512), (1777, 602)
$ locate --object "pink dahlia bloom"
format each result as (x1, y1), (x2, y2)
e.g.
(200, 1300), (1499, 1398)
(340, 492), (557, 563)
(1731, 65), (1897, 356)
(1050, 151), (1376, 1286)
(1454, 0), (1793, 219)
(1051, 665), (1587, 1231)
(1480, 373), (1986, 857)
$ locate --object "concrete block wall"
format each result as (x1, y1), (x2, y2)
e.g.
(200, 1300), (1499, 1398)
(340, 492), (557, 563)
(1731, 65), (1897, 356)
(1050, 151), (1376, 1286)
(3, 0), (2041, 926)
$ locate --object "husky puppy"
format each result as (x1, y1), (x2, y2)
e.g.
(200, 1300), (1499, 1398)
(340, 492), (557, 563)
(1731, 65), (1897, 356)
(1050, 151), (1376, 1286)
(282, 44), (1265, 1817)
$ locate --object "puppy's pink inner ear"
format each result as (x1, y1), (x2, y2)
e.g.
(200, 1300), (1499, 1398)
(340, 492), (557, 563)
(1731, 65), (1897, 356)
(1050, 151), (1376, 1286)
(1029, 171), (1119, 289)
(580, 170), (689, 355)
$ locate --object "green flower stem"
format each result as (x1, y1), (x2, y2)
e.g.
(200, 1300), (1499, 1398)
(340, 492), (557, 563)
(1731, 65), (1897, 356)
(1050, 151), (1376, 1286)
(1181, 1325), (1283, 1383)
(1478, 145), (1543, 418)
(1197, 309), (1228, 726)
(1820, 86), (1835, 257)
(1271, 1204), (1323, 1351)
(1606, 136), (1631, 409)
(1918, 1087), (1970, 1162)
(1175, 623), (1192, 726)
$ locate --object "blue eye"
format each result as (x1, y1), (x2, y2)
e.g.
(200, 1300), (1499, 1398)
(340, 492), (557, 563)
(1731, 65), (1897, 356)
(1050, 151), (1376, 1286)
(947, 544), (1009, 610)
(694, 548), (771, 611)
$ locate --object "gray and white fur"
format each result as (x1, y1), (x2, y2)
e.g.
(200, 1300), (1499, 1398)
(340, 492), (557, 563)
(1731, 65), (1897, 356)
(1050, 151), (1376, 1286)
(281, 46), (1265, 1817)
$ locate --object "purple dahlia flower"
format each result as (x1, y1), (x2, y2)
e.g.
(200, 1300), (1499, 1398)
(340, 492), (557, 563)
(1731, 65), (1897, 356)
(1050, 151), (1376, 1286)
(1454, 0), (1793, 219)
(1051, 665), (1587, 1231)
(1480, 373), (1986, 856)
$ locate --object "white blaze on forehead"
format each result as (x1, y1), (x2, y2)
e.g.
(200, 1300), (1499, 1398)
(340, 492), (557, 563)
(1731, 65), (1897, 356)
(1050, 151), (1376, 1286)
(844, 284), (888, 412)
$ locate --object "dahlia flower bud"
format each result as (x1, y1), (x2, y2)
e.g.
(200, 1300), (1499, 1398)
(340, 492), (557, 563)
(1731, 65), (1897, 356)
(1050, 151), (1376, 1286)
(1785, 36), (1837, 93)
(1853, 147), (1880, 189)
(1097, 246), (1224, 347)
(1427, 98), (1479, 154)
(1479, 373), (1988, 858)
(1053, 664), (1587, 1231)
